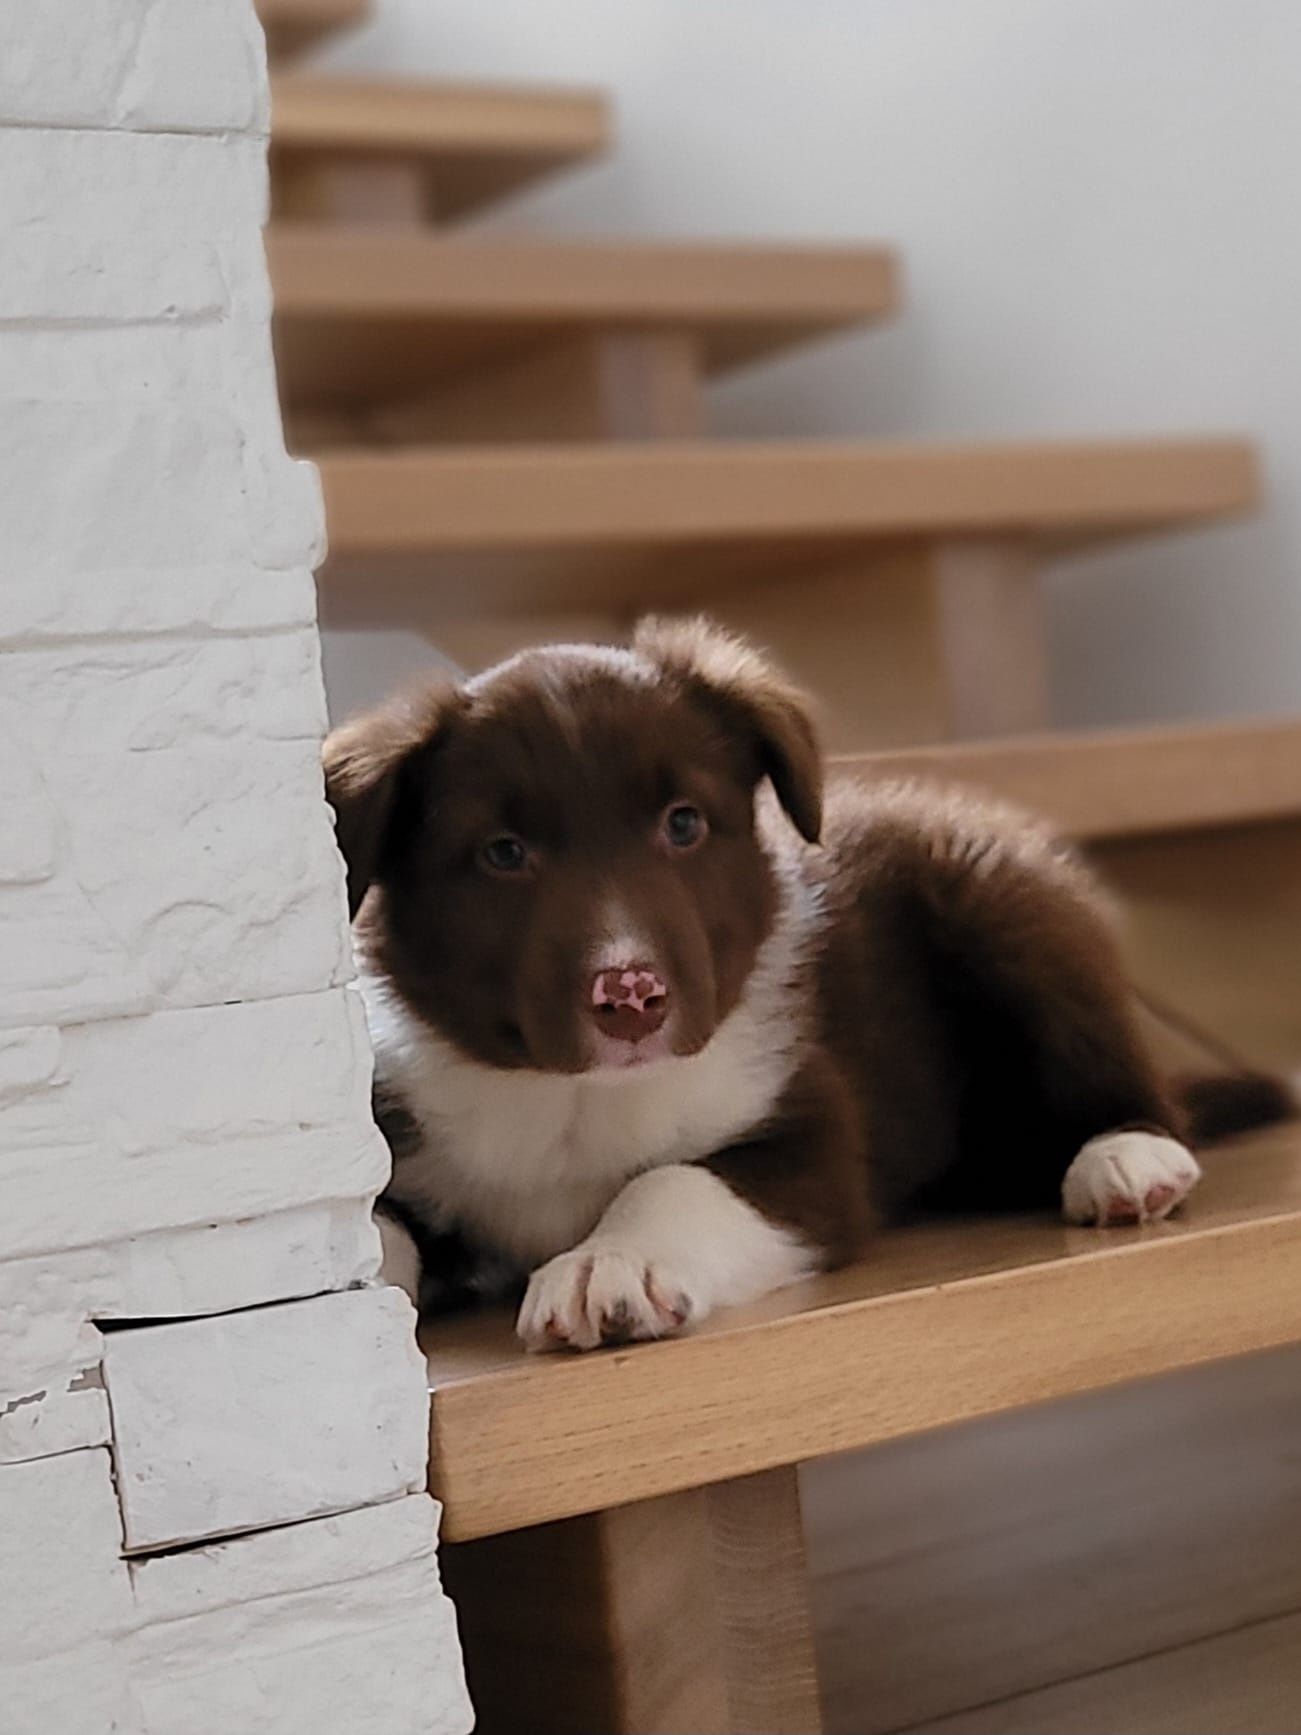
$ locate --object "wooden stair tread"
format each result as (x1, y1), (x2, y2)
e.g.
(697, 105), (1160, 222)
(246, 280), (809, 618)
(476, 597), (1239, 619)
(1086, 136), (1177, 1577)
(270, 73), (609, 216)
(270, 229), (899, 404)
(256, 0), (368, 59)
(314, 437), (1257, 611)
(422, 1124), (1301, 1539)
(843, 717), (1301, 842)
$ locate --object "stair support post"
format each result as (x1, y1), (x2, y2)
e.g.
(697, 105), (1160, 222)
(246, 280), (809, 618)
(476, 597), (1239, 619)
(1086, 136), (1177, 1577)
(709, 535), (1050, 751)
(440, 1465), (823, 1735)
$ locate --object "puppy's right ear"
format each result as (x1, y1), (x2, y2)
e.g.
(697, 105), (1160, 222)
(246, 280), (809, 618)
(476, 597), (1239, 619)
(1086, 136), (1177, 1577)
(322, 683), (461, 918)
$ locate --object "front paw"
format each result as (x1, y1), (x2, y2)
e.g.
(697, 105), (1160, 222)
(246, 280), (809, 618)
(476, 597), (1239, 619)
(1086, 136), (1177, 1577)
(517, 1245), (698, 1352)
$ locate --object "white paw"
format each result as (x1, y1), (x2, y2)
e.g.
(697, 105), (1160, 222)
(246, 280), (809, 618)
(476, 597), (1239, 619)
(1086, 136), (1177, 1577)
(517, 1244), (699, 1353)
(1062, 1130), (1201, 1227)
(376, 1212), (422, 1306)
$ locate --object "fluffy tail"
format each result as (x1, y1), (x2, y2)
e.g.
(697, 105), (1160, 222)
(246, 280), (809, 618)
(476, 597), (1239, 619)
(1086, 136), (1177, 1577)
(1134, 985), (1297, 1145)
(1176, 1071), (1298, 1145)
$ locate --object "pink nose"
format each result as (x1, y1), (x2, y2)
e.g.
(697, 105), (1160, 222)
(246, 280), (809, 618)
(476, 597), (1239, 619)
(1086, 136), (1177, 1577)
(590, 963), (670, 1044)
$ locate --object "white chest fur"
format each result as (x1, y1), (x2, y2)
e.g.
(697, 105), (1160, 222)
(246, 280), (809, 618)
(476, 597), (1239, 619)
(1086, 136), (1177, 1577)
(361, 860), (821, 1267)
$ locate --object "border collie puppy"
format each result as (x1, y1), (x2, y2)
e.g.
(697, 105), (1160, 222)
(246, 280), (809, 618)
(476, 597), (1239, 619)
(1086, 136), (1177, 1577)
(325, 618), (1207, 1352)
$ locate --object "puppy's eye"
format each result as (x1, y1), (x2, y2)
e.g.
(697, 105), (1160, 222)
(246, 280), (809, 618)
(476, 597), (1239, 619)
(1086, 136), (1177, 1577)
(661, 803), (707, 850)
(480, 835), (530, 876)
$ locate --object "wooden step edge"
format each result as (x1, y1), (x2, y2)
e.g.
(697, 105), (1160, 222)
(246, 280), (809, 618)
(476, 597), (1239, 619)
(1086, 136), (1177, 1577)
(423, 1129), (1301, 1539)
(269, 72), (612, 159)
(266, 230), (900, 328)
(837, 716), (1301, 842)
(316, 437), (1258, 558)
(257, 0), (368, 60)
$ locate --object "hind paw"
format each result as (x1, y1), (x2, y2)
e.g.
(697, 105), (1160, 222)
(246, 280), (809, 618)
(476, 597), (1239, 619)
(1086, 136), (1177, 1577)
(1062, 1131), (1201, 1226)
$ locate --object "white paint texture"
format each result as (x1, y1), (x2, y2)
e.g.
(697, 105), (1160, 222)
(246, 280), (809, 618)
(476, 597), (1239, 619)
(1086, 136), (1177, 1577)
(0, 3), (469, 1730)
(105, 1289), (430, 1551)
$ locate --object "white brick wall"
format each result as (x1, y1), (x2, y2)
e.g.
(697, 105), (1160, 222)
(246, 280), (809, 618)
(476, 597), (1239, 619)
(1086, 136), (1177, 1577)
(0, 5), (472, 1730)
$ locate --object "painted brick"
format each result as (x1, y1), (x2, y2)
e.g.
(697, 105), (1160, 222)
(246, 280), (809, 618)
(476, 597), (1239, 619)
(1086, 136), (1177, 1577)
(0, 565), (319, 647)
(134, 1605), (469, 1735)
(5, 401), (253, 574)
(0, 1201), (382, 1463)
(0, 632), (328, 757)
(0, 1359), (110, 1467)
(1, 1648), (141, 1735)
(0, 129), (264, 323)
(129, 1493), (445, 1619)
(0, 991), (385, 1262)
(0, 0), (266, 133)
(0, 1450), (134, 1661)
(0, 321), (238, 414)
(130, 1498), (471, 1735)
(104, 1288), (429, 1552)
(2, 398), (324, 588)
(0, 743), (351, 1028)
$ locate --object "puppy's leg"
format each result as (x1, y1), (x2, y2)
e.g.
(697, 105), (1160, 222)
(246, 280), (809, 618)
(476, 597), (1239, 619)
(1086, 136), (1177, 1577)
(517, 1162), (816, 1352)
(518, 1053), (868, 1352)
(376, 1205), (422, 1305)
(918, 841), (1199, 1224)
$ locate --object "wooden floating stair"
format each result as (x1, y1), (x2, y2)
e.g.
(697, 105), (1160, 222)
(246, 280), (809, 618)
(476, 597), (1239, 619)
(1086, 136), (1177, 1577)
(424, 1125), (1301, 1544)
(256, 0), (368, 61)
(846, 715), (1301, 841)
(270, 230), (899, 427)
(316, 436), (1256, 575)
(270, 74), (611, 220)
(313, 436), (1257, 746)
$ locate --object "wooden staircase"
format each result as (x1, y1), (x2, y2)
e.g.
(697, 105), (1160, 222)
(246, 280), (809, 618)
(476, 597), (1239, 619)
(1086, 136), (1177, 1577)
(255, 7), (1301, 1733)
(258, 0), (368, 60)
(271, 74), (611, 221)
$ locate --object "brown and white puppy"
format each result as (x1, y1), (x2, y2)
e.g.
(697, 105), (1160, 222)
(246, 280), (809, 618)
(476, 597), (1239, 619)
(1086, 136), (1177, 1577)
(325, 619), (1204, 1352)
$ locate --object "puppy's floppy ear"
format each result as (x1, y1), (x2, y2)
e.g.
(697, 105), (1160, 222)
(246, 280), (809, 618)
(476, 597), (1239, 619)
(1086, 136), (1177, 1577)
(322, 681), (461, 918)
(635, 616), (823, 842)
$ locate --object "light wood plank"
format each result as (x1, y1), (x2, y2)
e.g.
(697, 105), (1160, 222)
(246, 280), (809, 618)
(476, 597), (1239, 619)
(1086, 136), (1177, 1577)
(423, 1126), (1301, 1541)
(315, 438), (1258, 610)
(269, 230), (897, 408)
(804, 1345), (1301, 1734)
(270, 74), (609, 219)
(256, 0), (367, 60)
(846, 717), (1301, 839)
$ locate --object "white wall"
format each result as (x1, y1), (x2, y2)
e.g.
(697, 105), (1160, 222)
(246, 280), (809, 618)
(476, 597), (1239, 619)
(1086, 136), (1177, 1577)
(321, 0), (1301, 729)
(0, 4), (469, 1729)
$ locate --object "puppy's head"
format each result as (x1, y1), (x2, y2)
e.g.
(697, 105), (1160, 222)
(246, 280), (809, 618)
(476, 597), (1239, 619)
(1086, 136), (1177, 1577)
(324, 618), (821, 1076)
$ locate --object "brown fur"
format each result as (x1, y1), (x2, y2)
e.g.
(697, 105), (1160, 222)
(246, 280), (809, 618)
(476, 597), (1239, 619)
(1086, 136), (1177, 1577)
(324, 620), (1281, 1306)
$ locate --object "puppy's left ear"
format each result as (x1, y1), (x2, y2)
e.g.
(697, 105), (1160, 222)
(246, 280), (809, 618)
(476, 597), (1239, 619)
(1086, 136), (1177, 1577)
(323, 680), (461, 917)
(635, 617), (823, 842)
